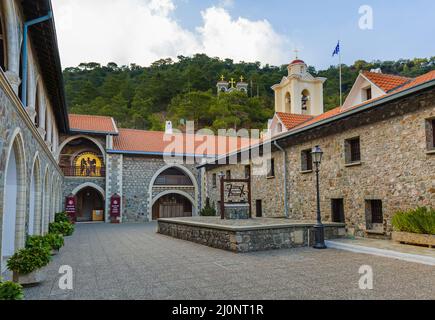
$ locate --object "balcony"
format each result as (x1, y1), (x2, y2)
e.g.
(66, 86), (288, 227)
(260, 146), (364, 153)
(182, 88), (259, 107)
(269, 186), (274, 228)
(61, 166), (106, 178)
(154, 175), (193, 186)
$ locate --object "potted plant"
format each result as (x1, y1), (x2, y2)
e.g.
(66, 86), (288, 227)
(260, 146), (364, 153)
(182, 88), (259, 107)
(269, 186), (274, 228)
(0, 279), (24, 300)
(55, 211), (69, 223)
(49, 221), (75, 237)
(200, 198), (217, 217)
(391, 207), (435, 247)
(26, 234), (63, 255)
(45, 233), (64, 255)
(7, 246), (51, 286)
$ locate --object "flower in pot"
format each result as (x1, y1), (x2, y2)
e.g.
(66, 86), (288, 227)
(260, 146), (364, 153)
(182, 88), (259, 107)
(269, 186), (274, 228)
(0, 279), (24, 300)
(7, 246), (51, 286)
(49, 221), (75, 237)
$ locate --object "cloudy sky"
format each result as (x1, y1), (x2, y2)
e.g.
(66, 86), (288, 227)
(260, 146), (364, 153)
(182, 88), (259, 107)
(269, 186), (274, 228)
(52, 0), (435, 69)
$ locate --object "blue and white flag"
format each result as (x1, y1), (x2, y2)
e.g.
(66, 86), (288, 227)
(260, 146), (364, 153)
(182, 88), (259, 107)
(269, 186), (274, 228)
(332, 41), (340, 57)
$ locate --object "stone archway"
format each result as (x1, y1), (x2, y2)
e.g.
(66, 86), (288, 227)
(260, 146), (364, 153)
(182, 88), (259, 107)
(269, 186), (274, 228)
(28, 153), (41, 235)
(1, 130), (26, 271)
(151, 191), (195, 220)
(42, 167), (50, 234)
(72, 184), (105, 222)
(148, 164), (198, 220)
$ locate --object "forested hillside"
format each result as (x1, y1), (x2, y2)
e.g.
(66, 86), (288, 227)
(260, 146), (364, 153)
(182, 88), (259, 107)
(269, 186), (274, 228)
(64, 54), (435, 131)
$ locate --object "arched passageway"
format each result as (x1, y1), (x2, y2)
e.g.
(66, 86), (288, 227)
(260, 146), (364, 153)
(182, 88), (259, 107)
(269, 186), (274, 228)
(75, 187), (105, 222)
(152, 193), (193, 220)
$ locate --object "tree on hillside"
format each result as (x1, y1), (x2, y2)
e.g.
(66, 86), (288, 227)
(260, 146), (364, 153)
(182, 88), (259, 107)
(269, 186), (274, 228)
(64, 55), (435, 131)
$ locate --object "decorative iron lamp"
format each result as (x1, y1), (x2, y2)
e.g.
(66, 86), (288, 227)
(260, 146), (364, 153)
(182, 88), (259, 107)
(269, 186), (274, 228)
(311, 145), (327, 249)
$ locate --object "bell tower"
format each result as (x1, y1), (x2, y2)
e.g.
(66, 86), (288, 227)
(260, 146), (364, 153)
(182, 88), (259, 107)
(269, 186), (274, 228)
(271, 57), (326, 116)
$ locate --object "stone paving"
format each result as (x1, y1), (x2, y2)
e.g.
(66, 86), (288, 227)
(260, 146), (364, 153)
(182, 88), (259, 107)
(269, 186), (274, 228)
(24, 223), (435, 300)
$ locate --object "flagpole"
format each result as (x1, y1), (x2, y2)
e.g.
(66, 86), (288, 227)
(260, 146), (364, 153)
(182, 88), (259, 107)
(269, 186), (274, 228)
(339, 40), (342, 107)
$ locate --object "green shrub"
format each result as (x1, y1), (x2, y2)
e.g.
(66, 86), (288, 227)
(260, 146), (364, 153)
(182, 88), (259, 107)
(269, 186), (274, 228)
(392, 207), (435, 235)
(26, 234), (64, 251)
(7, 246), (51, 275)
(26, 235), (51, 250)
(45, 233), (65, 251)
(200, 199), (217, 217)
(0, 280), (24, 300)
(55, 212), (69, 223)
(49, 221), (75, 236)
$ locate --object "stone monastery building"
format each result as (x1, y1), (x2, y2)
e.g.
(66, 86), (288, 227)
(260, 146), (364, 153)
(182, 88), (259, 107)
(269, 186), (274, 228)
(0, 0), (434, 272)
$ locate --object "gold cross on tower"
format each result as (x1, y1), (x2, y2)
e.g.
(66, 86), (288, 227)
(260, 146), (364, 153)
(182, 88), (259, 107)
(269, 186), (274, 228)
(240, 75), (244, 83)
(220, 75), (225, 81)
(229, 78), (236, 88)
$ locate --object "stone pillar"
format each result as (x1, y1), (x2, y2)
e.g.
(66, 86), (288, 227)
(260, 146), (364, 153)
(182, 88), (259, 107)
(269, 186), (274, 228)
(3, 0), (21, 94)
(25, 49), (37, 121)
(105, 153), (123, 222)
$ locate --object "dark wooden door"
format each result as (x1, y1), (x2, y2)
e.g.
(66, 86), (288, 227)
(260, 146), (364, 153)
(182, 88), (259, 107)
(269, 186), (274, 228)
(256, 200), (263, 217)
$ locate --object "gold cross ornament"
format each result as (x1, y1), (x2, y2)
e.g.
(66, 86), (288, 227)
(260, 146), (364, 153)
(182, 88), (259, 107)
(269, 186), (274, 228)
(240, 76), (244, 83)
(220, 75), (225, 81)
(229, 78), (236, 88)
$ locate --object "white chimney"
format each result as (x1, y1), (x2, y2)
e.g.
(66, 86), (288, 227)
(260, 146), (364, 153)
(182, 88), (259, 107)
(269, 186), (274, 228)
(165, 121), (173, 134)
(267, 119), (273, 131)
(370, 68), (382, 74)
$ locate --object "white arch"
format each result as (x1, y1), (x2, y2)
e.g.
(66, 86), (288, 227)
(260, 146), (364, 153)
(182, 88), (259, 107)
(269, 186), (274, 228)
(1, 128), (26, 270)
(49, 171), (57, 223)
(148, 164), (198, 193)
(148, 164), (198, 220)
(41, 165), (50, 234)
(28, 152), (41, 235)
(57, 135), (106, 162)
(72, 182), (105, 200)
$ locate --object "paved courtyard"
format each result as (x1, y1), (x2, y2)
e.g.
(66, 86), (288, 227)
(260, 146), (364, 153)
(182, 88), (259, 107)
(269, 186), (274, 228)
(25, 223), (435, 300)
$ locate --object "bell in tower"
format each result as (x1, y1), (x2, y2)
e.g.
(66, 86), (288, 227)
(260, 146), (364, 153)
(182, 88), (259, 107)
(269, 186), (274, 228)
(271, 55), (326, 116)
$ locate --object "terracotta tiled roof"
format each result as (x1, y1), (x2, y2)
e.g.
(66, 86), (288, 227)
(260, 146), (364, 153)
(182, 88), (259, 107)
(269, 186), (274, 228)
(276, 112), (313, 129)
(69, 114), (118, 134)
(113, 128), (258, 156)
(362, 71), (411, 92)
(291, 70), (435, 132)
(391, 70), (435, 93)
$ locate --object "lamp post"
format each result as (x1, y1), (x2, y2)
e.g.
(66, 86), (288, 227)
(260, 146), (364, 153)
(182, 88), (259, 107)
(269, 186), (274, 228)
(312, 145), (327, 249)
(218, 171), (226, 220)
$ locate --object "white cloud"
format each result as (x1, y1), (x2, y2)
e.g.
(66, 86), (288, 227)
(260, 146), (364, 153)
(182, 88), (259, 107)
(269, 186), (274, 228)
(197, 7), (288, 65)
(52, 0), (289, 68)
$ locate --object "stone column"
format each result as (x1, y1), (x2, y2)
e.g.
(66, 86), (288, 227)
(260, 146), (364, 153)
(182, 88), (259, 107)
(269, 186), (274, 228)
(3, 0), (21, 94)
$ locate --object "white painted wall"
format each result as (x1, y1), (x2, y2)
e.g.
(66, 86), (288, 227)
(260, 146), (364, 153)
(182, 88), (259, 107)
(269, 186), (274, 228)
(28, 167), (36, 235)
(1, 145), (17, 260)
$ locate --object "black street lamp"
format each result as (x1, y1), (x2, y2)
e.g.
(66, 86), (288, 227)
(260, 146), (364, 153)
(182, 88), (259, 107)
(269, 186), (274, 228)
(312, 145), (327, 249)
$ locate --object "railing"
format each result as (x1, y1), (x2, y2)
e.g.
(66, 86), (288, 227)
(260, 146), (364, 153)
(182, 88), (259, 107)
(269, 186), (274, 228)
(61, 166), (106, 177)
(154, 175), (193, 186)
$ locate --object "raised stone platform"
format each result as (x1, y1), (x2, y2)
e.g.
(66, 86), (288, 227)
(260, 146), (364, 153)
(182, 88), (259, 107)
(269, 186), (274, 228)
(157, 217), (346, 252)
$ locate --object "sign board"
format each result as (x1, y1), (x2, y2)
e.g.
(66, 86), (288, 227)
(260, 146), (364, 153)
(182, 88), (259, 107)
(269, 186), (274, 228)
(220, 178), (252, 219)
(65, 195), (76, 223)
(110, 194), (121, 223)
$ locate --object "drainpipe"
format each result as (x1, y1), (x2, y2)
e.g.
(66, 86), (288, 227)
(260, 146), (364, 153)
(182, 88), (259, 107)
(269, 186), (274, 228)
(274, 141), (289, 218)
(21, 11), (53, 107)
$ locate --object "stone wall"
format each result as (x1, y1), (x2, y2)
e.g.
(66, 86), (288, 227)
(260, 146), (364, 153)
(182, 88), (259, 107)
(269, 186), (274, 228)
(121, 156), (199, 222)
(205, 88), (435, 237)
(0, 76), (63, 263)
(158, 220), (345, 252)
(206, 157), (286, 219)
